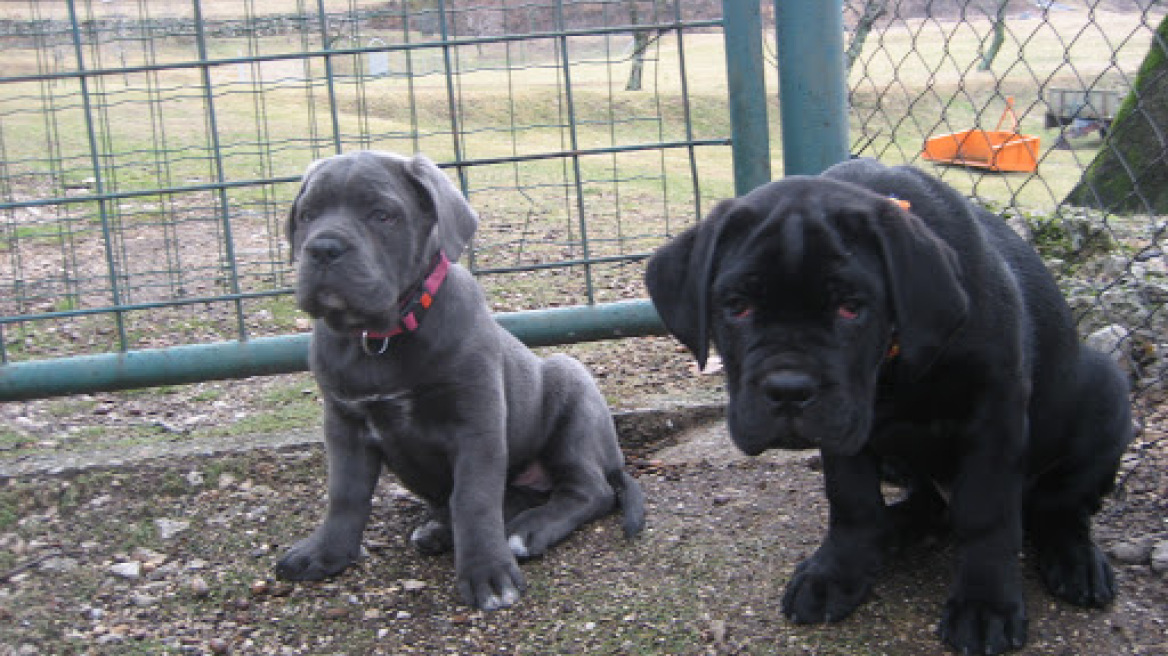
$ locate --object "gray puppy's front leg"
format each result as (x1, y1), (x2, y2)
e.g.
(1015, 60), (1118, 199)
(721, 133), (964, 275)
(276, 406), (381, 580)
(449, 436), (525, 610)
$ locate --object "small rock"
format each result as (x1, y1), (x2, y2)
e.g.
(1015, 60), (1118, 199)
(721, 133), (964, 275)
(708, 618), (728, 644)
(132, 547), (167, 565)
(1086, 325), (1132, 372)
(155, 519), (190, 540)
(269, 582), (294, 597)
(189, 576), (211, 598)
(208, 637), (230, 654)
(251, 579), (269, 596)
(400, 579), (427, 592)
(108, 562), (142, 579)
(131, 593), (158, 608)
(1109, 540), (1152, 565)
(324, 607), (349, 619)
(38, 556), (79, 573)
(1151, 541), (1168, 575)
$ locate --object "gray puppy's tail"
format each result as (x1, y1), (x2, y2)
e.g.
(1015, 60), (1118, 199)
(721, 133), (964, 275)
(607, 468), (646, 538)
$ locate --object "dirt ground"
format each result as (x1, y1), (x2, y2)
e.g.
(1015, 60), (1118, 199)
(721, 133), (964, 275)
(1, 346), (1166, 655)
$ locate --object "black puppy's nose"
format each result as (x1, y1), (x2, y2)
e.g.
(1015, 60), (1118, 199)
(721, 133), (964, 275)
(305, 236), (350, 264)
(762, 370), (818, 412)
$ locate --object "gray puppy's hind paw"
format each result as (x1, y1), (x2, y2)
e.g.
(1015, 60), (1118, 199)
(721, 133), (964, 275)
(507, 534), (529, 558)
(410, 520), (453, 556)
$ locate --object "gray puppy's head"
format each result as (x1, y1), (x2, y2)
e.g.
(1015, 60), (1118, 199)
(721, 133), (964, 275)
(286, 151), (478, 334)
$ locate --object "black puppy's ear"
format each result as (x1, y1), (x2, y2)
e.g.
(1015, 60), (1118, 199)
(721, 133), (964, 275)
(645, 200), (740, 370)
(286, 158), (325, 263)
(407, 153), (479, 263)
(869, 201), (969, 378)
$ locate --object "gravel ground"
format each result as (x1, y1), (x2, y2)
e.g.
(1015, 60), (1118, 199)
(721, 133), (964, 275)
(1, 336), (1166, 655)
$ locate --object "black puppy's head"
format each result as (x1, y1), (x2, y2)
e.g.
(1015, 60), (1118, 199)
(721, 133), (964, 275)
(286, 151), (478, 334)
(646, 177), (968, 456)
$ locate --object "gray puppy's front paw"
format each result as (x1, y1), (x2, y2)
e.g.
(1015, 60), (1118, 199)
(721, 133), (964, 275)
(456, 555), (526, 611)
(275, 532), (359, 581)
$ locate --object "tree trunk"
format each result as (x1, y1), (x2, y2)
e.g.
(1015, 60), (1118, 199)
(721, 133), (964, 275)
(1065, 14), (1168, 214)
(979, 0), (1009, 71)
(626, 1), (654, 91)
(846, 0), (888, 74)
(627, 29), (651, 91)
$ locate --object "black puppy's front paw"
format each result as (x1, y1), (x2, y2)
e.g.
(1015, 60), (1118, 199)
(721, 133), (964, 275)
(456, 554), (526, 611)
(781, 551), (873, 624)
(1038, 540), (1116, 608)
(939, 595), (1027, 655)
(275, 532), (359, 581)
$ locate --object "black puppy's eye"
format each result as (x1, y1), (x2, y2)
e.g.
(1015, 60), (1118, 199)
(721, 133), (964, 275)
(837, 300), (862, 321)
(299, 211), (317, 224)
(724, 296), (755, 321)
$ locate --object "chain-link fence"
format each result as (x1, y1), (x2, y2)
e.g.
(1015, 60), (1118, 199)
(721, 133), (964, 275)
(1, 1), (1165, 407)
(842, 0), (1167, 419)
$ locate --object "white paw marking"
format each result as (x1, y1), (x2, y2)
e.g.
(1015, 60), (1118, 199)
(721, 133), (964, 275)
(482, 594), (502, 611)
(508, 534), (529, 558)
(501, 586), (520, 607)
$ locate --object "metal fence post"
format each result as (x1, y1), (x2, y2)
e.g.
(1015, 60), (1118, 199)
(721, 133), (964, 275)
(722, 0), (771, 195)
(774, 0), (849, 175)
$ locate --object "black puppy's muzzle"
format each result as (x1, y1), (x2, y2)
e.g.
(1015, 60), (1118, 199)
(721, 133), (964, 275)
(304, 234), (351, 265)
(761, 370), (818, 415)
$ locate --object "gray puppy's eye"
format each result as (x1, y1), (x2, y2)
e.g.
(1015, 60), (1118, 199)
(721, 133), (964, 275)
(369, 208), (399, 224)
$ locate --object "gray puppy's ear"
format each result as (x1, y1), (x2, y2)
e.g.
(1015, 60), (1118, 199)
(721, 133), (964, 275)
(645, 199), (741, 371)
(869, 200), (969, 378)
(407, 153), (479, 262)
(286, 158), (326, 262)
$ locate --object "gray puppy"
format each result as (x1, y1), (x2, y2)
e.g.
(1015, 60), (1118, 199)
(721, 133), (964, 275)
(277, 150), (645, 610)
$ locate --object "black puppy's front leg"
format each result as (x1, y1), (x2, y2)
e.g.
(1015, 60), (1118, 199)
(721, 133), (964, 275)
(940, 400), (1028, 655)
(277, 405), (381, 580)
(783, 450), (887, 623)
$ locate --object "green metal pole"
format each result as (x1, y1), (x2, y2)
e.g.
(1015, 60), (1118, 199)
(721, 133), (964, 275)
(722, 0), (771, 195)
(774, 0), (850, 175)
(0, 301), (666, 401)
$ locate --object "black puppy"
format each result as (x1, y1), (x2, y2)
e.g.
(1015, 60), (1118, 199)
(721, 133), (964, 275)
(645, 159), (1131, 654)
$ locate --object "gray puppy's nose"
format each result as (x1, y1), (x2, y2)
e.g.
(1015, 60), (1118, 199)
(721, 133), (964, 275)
(762, 370), (817, 412)
(305, 235), (350, 264)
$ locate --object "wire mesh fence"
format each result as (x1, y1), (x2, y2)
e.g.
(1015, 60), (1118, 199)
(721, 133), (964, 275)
(0, 0), (731, 369)
(1, 0), (1165, 405)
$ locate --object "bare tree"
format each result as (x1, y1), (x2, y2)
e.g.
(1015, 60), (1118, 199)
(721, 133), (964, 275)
(979, 0), (1010, 71)
(626, 0), (665, 91)
(846, 0), (889, 74)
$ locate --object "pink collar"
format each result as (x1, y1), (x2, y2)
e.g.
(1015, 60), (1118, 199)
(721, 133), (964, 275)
(360, 251), (450, 356)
